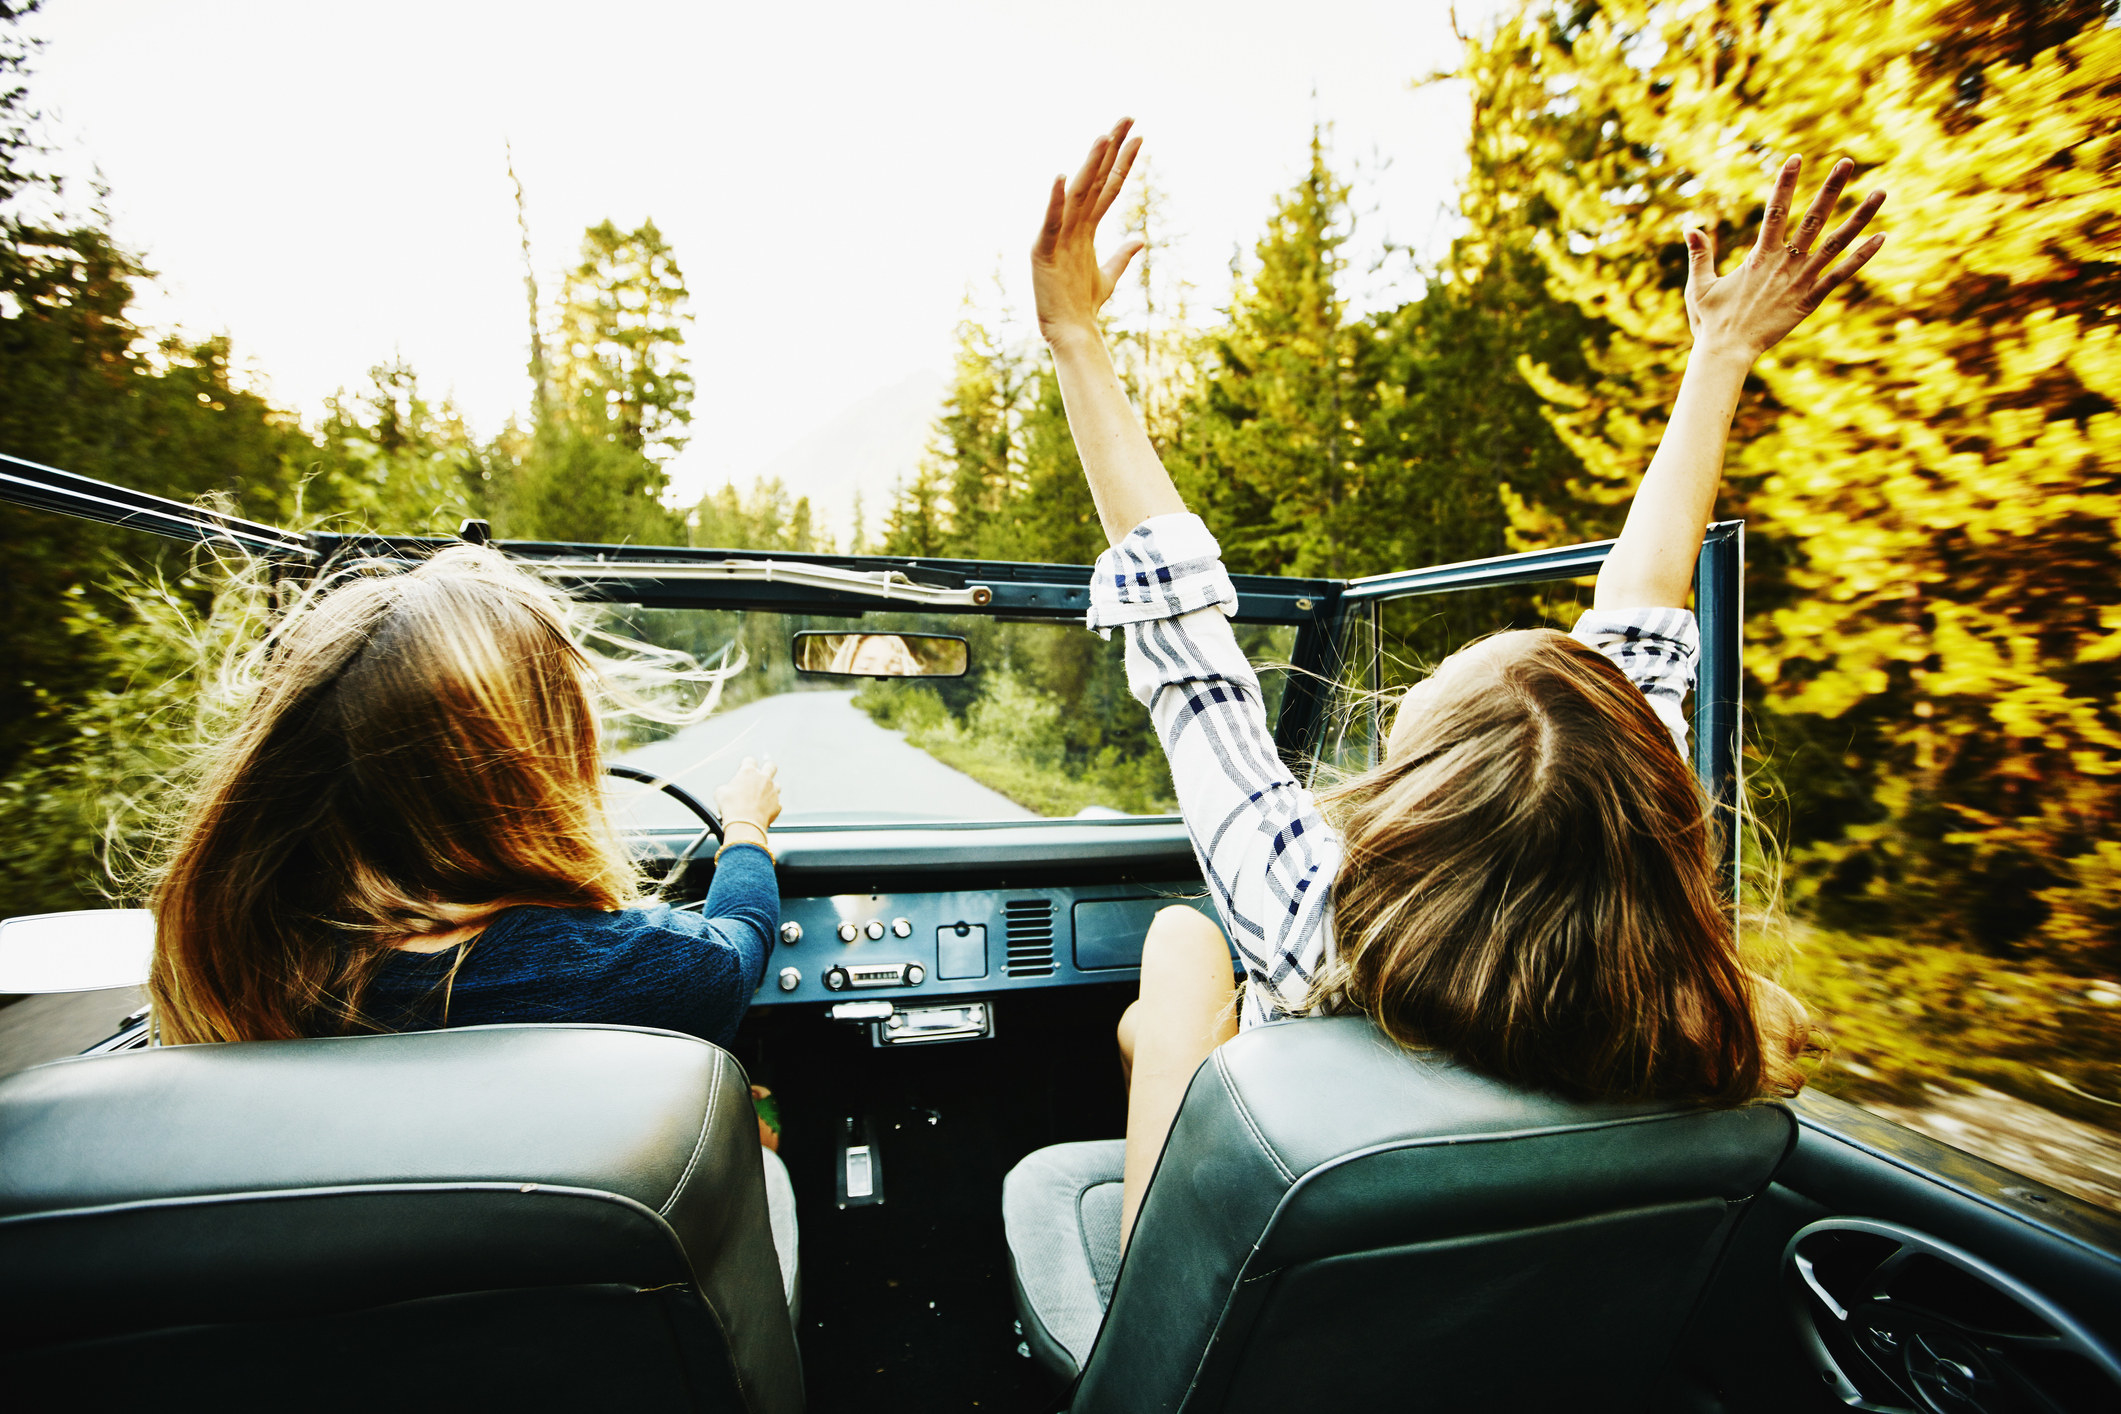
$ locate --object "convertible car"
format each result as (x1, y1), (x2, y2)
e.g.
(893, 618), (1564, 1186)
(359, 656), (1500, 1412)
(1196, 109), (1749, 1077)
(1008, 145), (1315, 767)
(1, 453), (2116, 1413)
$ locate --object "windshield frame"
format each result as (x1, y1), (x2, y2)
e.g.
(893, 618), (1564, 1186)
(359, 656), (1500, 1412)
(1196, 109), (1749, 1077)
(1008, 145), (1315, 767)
(0, 456), (1740, 856)
(444, 537), (1352, 775)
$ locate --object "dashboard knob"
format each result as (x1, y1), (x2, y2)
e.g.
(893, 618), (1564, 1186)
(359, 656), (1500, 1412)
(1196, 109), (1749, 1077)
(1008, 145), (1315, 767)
(890, 917), (912, 938)
(779, 922), (803, 945)
(906, 964), (926, 986)
(824, 967), (849, 991)
(777, 966), (802, 993)
(837, 922), (860, 943)
(864, 920), (885, 940)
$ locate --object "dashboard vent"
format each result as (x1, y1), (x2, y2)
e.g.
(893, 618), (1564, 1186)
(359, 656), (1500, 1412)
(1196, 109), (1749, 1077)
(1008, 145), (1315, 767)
(1003, 899), (1056, 978)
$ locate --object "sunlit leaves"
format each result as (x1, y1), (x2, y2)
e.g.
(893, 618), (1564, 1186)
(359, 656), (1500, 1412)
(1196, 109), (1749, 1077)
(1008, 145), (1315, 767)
(1478, 0), (2121, 955)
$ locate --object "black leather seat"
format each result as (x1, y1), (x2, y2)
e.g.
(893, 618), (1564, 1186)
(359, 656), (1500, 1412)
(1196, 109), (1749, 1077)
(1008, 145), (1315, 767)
(0, 1023), (803, 1412)
(1003, 1015), (1795, 1412)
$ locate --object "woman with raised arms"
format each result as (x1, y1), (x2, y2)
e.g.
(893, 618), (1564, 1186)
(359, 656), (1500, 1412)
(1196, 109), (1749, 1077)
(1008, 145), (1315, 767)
(1031, 119), (1885, 1250)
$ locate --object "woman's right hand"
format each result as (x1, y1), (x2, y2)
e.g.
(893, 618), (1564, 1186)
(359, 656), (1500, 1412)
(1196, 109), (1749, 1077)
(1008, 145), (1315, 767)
(1683, 155), (1885, 361)
(715, 756), (781, 839)
(1031, 118), (1145, 348)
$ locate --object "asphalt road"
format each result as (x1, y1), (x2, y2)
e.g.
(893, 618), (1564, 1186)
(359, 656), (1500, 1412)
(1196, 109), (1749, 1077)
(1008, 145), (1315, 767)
(609, 688), (1036, 828)
(0, 987), (144, 1079)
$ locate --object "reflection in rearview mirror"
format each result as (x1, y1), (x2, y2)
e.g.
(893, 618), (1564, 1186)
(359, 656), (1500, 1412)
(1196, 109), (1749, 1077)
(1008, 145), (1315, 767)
(792, 631), (968, 679)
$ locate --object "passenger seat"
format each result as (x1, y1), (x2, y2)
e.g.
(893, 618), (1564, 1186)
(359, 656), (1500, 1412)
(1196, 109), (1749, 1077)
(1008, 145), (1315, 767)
(1003, 1014), (1794, 1412)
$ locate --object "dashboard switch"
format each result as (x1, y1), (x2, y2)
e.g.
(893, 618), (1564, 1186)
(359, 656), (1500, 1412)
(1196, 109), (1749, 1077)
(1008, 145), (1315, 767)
(836, 922), (860, 944)
(906, 964), (926, 985)
(864, 920), (886, 940)
(824, 966), (850, 991)
(777, 966), (802, 993)
(890, 917), (912, 937)
(778, 922), (803, 945)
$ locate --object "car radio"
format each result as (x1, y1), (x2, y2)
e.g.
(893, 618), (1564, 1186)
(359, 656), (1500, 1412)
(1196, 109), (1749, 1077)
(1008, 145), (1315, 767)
(823, 961), (928, 991)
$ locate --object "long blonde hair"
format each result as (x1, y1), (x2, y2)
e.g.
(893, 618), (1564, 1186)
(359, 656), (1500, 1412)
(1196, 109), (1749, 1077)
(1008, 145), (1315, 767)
(1318, 629), (1808, 1104)
(149, 546), (693, 1043)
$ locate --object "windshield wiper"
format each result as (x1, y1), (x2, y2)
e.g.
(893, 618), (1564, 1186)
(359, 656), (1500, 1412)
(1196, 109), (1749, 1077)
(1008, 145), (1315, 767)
(534, 556), (996, 608)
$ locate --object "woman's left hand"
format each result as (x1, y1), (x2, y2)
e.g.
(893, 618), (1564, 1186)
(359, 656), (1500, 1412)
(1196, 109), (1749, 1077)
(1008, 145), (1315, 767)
(1684, 155), (1886, 361)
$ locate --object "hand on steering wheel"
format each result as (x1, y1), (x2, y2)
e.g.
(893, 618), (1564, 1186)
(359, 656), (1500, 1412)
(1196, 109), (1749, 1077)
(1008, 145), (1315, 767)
(715, 757), (781, 852)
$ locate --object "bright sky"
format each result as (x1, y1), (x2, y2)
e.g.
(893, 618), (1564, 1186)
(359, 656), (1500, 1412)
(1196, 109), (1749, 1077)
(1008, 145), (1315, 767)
(29, 0), (1509, 510)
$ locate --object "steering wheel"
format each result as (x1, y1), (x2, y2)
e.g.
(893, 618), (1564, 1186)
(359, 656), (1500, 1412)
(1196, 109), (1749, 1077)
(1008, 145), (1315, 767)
(606, 763), (724, 875)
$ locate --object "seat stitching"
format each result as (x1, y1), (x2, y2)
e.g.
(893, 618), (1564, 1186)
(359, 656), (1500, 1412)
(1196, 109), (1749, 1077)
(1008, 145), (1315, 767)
(1215, 1051), (1295, 1184)
(1074, 1181), (1104, 1307)
(661, 1049), (724, 1216)
(1075, 1176), (1125, 1315)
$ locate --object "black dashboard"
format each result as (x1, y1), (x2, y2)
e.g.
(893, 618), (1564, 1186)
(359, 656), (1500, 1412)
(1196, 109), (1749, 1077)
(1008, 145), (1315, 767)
(657, 818), (1219, 1017)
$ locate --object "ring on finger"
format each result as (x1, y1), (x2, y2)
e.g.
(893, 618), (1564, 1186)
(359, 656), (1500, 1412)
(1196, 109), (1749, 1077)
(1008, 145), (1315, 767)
(1784, 242), (1806, 258)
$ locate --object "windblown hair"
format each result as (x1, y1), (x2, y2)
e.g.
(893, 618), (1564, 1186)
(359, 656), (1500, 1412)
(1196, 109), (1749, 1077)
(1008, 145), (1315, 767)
(1317, 629), (1807, 1105)
(148, 545), (717, 1044)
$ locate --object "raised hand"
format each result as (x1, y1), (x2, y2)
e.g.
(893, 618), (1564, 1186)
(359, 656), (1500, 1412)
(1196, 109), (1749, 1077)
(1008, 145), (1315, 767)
(1032, 118), (1145, 347)
(1684, 155), (1886, 360)
(1596, 157), (1887, 610)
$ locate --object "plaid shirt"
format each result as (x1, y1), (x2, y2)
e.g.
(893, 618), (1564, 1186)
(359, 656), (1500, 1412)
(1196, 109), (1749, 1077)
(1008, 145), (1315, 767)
(1088, 513), (1699, 1029)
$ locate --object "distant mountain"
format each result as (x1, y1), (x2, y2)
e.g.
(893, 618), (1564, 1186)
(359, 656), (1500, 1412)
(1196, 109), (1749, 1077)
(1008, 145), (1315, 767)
(743, 368), (942, 547)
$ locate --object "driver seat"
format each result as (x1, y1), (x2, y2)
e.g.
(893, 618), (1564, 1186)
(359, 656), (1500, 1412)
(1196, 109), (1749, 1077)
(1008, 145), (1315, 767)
(0, 1023), (803, 1412)
(1003, 1014), (1795, 1412)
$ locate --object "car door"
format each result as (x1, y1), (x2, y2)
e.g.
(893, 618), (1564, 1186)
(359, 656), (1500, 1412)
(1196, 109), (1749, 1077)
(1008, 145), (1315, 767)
(1340, 525), (2121, 1414)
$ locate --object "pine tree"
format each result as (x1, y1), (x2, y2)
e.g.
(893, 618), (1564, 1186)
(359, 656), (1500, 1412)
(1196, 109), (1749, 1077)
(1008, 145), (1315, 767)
(931, 307), (1023, 558)
(690, 476), (828, 553)
(847, 488), (871, 554)
(1009, 355), (1105, 566)
(1168, 130), (1368, 576)
(0, 4), (320, 909)
(502, 218), (695, 544)
(309, 359), (487, 534)
(501, 423), (679, 545)
(881, 465), (950, 557)
(552, 219), (694, 458)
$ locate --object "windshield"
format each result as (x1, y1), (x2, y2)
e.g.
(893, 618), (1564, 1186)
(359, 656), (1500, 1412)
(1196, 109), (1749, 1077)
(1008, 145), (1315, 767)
(600, 606), (1297, 828)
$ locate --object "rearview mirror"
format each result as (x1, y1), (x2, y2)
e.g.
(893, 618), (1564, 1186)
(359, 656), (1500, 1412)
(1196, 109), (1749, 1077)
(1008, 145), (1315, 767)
(0, 909), (155, 993)
(792, 631), (968, 678)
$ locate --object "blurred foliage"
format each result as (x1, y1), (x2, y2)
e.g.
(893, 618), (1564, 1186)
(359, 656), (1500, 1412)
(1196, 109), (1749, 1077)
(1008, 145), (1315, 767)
(0, 555), (272, 916)
(1466, 0), (2121, 963)
(1770, 922), (2121, 1132)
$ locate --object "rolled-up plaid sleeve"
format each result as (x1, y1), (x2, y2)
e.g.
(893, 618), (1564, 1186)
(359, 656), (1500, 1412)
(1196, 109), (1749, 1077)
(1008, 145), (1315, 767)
(1571, 606), (1699, 758)
(1088, 514), (1341, 1029)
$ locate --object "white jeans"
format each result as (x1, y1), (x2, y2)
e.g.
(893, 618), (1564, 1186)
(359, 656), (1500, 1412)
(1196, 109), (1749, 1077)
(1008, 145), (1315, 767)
(761, 1145), (800, 1318)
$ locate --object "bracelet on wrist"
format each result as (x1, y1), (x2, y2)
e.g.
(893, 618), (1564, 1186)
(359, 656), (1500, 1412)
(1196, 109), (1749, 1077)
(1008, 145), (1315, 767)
(715, 819), (773, 865)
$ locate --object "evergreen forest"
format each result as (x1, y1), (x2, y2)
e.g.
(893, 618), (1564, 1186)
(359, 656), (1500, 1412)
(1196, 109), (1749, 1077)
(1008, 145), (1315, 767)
(1, 0), (2117, 1180)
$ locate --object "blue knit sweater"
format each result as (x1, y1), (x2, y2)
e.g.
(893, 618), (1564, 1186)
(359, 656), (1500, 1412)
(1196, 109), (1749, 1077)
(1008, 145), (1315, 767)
(364, 842), (778, 1049)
